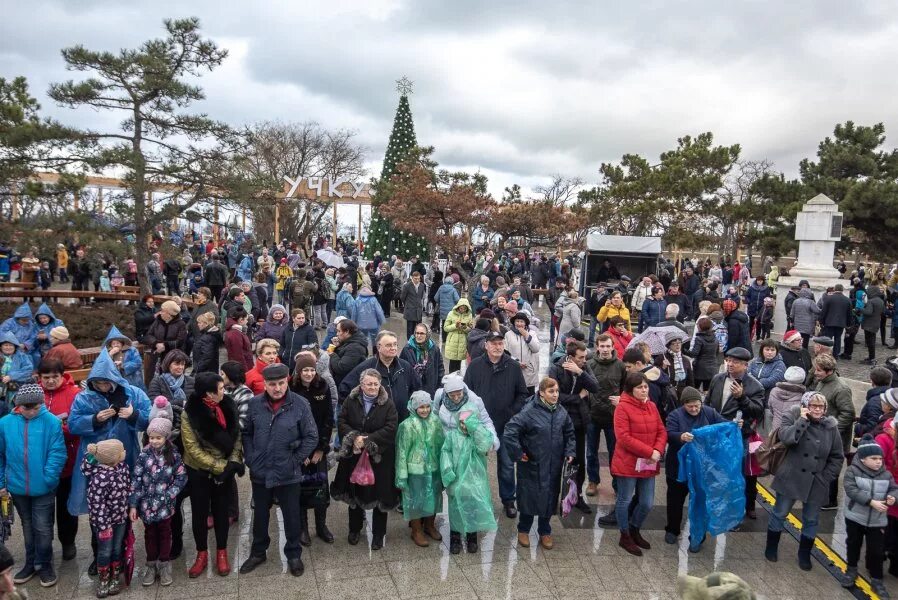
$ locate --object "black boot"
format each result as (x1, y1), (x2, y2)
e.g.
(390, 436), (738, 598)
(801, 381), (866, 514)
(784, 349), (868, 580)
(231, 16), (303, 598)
(764, 529), (781, 562)
(889, 555), (898, 578)
(449, 531), (462, 555)
(798, 536), (814, 571)
(314, 506), (334, 543)
(466, 532), (479, 554)
(299, 509), (311, 547)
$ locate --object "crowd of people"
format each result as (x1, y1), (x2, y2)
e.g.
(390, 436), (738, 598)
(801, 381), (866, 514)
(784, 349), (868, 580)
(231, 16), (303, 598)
(1, 239), (898, 598)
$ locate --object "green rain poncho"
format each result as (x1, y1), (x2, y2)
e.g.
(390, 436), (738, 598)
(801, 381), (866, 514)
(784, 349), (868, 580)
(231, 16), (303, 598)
(395, 392), (445, 519)
(440, 410), (497, 534)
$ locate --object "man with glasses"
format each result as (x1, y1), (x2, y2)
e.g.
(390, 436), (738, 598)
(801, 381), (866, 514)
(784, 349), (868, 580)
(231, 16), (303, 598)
(338, 331), (421, 422)
(36, 359), (81, 561)
(0, 384), (67, 587)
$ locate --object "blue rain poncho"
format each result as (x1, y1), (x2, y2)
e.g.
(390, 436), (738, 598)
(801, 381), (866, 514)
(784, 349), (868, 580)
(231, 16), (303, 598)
(440, 411), (497, 534)
(677, 421), (745, 540)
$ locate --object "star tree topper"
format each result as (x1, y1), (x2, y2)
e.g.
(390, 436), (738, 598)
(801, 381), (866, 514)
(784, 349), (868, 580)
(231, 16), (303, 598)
(396, 76), (414, 96)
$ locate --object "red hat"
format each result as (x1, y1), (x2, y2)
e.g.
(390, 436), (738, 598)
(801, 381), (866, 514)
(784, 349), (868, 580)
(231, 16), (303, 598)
(722, 299), (737, 315)
(783, 330), (802, 343)
(280, 258), (287, 264)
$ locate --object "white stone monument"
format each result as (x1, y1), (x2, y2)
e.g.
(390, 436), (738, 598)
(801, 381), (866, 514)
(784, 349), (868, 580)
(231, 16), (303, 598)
(773, 194), (844, 333)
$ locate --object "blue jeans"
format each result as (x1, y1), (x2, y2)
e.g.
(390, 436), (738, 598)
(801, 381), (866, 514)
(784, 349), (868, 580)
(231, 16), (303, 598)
(496, 435), (516, 504)
(615, 476), (656, 532)
(768, 493), (821, 539)
(12, 492), (56, 568)
(92, 522), (128, 569)
(518, 514), (551, 536)
(586, 422), (616, 484)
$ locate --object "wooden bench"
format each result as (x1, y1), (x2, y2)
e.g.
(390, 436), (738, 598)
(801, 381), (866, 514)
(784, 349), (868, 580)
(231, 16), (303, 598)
(0, 290), (139, 301)
(68, 367), (92, 384)
(0, 281), (38, 289)
(114, 285), (141, 293)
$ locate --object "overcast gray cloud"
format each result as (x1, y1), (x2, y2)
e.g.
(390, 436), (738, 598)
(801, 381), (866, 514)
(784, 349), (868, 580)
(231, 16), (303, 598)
(3, 0), (898, 204)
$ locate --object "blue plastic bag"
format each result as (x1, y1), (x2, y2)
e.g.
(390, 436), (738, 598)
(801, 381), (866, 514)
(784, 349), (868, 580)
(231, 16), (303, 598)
(677, 421), (745, 540)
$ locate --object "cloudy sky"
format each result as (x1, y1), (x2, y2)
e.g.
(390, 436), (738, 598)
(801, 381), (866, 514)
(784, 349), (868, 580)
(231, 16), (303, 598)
(3, 0), (897, 215)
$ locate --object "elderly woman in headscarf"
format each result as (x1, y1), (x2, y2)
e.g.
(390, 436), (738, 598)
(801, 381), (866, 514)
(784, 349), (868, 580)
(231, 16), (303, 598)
(400, 323), (445, 397)
(142, 300), (188, 374)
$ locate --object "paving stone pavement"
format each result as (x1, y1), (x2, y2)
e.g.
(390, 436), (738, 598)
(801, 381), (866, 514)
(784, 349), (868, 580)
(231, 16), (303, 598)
(6, 294), (893, 599)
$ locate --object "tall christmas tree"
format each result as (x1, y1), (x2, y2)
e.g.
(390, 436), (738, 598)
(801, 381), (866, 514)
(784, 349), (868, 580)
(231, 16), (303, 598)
(365, 77), (429, 259)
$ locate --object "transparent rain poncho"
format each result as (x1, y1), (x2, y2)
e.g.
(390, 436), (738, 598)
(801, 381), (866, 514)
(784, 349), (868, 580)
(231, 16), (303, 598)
(440, 411), (497, 534)
(395, 399), (445, 519)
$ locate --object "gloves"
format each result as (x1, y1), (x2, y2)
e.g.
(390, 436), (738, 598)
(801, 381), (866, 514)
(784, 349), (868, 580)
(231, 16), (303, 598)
(215, 461), (243, 483)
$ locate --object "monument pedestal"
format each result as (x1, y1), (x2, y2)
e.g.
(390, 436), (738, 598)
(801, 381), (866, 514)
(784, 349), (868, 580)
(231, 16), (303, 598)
(772, 194), (844, 334)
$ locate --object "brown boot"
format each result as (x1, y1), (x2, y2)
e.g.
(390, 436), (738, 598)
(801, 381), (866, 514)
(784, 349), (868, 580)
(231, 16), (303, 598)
(629, 527), (651, 550)
(410, 519), (429, 547)
(539, 535), (554, 550)
(422, 516), (442, 541)
(619, 531), (643, 556)
(585, 482), (598, 497)
(517, 532), (530, 548)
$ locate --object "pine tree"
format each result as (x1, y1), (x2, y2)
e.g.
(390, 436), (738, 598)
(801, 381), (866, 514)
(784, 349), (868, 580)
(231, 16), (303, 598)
(366, 79), (429, 259)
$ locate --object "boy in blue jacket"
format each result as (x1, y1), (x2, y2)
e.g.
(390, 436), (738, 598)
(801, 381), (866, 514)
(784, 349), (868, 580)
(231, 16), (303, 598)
(0, 384), (67, 587)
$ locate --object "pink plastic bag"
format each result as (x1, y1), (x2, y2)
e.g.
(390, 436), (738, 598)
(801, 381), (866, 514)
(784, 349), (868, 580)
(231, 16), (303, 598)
(349, 449), (376, 486)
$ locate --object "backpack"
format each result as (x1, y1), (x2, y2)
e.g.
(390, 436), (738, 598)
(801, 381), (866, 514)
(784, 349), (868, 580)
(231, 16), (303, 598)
(317, 278), (332, 300)
(756, 428), (788, 476)
(290, 280), (311, 308)
(713, 322), (729, 353)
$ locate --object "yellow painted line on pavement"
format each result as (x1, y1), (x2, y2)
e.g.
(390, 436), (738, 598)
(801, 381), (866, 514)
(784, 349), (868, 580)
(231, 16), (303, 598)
(756, 483), (877, 599)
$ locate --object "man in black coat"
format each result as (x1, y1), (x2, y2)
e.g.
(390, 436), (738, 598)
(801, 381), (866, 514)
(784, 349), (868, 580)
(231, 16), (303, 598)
(203, 253), (230, 305)
(328, 319), (369, 387)
(705, 346), (765, 520)
(464, 332), (530, 518)
(818, 284), (852, 358)
(547, 340), (599, 513)
(240, 364), (318, 577)
(338, 330), (421, 421)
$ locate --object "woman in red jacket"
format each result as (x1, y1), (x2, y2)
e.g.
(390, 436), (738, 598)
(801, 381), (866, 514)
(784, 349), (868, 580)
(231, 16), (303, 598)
(611, 371), (667, 556)
(244, 338), (281, 395)
(607, 316), (633, 359)
(37, 358), (81, 560)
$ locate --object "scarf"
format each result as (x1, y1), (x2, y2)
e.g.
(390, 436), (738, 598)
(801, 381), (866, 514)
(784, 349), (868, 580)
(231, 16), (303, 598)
(161, 372), (187, 404)
(362, 392), (377, 415)
(406, 337), (433, 376)
(443, 391), (466, 413)
(203, 398), (227, 429)
(671, 351), (686, 383)
(539, 397), (558, 412)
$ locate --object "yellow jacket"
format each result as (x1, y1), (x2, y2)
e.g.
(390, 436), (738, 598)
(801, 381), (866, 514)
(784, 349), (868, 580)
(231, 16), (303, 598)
(56, 248), (69, 269)
(597, 303), (632, 332)
(275, 264), (293, 291)
(181, 412), (243, 475)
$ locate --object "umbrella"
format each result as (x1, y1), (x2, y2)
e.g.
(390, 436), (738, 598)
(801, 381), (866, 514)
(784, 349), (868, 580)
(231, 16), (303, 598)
(315, 248), (346, 269)
(627, 325), (689, 356)
(0, 495), (13, 543)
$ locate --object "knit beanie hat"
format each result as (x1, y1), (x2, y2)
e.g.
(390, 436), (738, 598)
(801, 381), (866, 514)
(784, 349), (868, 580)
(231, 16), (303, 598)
(504, 301), (518, 316)
(442, 373), (465, 394)
(161, 300), (180, 317)
(294, 352), (317, 373)
(50, 326), (70, 342)
(784, 366), (806, 384)
(783, 330), (802, 344)
(800, 391), (826, 411)
(880, 388), (898, 411)
(722, 299), (737, 315)
(679, 387), (703, 404)
(14, 383), (45, 407)
(149, 396), (174, 422)
(857, 434), (884, 460)
(409, 390), (432, 412)
(88, 439), (126, 466)
(147, 417), (173, 439)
